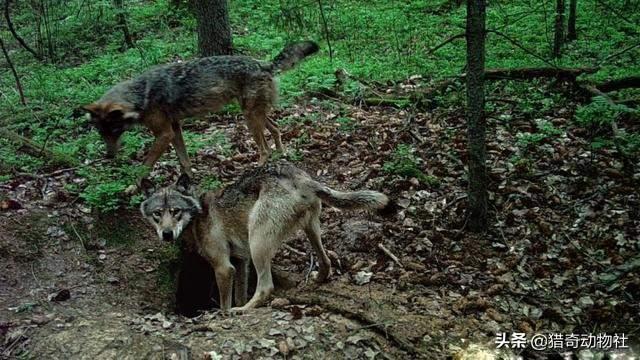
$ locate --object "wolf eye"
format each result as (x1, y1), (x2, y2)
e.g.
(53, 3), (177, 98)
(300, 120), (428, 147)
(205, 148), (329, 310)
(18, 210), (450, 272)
(152, 210), (162, 219)
(170, 208), (181, 216)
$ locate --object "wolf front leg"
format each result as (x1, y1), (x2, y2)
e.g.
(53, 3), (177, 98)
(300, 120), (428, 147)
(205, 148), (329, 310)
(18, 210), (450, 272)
(200, 238), (235, 311)
(142, 113), (175, 172)
(170, 122), (194, 177)
(124, 127), (174, 195)
(233, 258), (249, 307)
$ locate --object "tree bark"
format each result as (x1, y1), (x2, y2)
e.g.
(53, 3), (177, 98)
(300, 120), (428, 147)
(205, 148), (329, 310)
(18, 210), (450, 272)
(483, 66), (597, 80)
(113, 0), (134, 50)
(465, 0), (488, 232)
(0, 34), (26, 105)
(553, 0), (565, 58)
(597, 76), (640, 92)
(567, 0), (577, 41)
(191, 0), (232, 56)
(3, 0), (43, 61)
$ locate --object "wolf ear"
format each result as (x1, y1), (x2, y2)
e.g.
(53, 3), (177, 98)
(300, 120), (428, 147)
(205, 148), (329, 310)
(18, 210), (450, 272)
(140, 178), (156, 197)
(175, 173), (192, 194)
(83, 103), (100, 116)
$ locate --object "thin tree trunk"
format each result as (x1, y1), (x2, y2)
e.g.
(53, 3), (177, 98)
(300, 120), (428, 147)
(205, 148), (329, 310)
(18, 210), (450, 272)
(3, 0), (43, 61)
(41, 0), (55, 61)
(316, 0), (333, 60)
(567, 0), (577, 41)
(191, 0), (232, 56)
(553, 0), (565, 57)
(0, 35), (27, 105)
(113, 0), (134, 49)
(465, 0), (488, 232)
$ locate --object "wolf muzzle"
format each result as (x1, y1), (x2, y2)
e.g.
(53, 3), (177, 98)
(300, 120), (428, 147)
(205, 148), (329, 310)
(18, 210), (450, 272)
(162, 230), (174, 242)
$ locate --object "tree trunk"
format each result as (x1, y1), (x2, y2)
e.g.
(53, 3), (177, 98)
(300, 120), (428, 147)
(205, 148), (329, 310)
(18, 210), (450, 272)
(0, 34), (26, 105)
(567, 0), (577, 41)
(113, 0), (134, 50)
(553, 0), (565, 57)
(465, 0), (488, 232)
(191, 0), (232, 56)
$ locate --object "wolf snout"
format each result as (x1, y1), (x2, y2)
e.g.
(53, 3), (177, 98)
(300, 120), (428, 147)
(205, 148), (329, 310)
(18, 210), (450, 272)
(162, 230), (174, 242)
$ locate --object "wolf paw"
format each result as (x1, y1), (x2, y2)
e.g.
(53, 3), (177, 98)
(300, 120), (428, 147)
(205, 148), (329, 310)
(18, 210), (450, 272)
(229, 306), (250, 314)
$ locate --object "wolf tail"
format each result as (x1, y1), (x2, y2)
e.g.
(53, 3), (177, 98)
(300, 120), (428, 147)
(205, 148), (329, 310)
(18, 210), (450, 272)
(270, 41), (320, 72)
(309, 180), (397, 217)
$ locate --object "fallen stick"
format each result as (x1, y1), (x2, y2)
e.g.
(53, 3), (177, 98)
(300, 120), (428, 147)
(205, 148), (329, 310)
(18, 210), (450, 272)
(284, 244), (306, 257)
(377, 243), (404, 268)
(597, 76), (640, 92)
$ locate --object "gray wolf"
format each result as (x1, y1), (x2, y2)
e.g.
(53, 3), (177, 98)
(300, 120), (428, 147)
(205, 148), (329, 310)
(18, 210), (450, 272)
(83, 41), (319, 179)
(139, 161), (395, 311)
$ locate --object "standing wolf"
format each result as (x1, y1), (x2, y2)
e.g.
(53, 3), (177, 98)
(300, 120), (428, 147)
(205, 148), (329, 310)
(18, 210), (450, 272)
(140, 161), (395, 311)
(83, 41), (319, 179)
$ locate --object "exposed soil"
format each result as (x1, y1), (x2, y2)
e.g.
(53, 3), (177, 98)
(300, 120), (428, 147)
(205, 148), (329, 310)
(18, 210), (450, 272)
(1, 84), (639, 359)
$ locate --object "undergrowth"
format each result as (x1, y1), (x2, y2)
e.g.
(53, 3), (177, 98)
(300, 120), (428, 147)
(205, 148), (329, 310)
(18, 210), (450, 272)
(0, 0), (638, 212)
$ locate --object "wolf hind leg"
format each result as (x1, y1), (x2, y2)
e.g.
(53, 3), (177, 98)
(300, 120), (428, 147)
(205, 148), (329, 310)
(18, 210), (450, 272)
(235, 229), (275, 310)
(305, 201), (332, 282)
(243, 107), (270, 165)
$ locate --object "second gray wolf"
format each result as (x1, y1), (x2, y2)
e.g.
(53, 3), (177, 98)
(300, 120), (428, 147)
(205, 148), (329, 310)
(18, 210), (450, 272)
(83, 41), (319, 180)
(139, 161), (395, 311)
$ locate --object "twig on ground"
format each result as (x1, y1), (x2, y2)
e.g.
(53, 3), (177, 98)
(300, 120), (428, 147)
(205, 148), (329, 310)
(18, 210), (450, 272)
(377, 243), (403, 268)
(284, 244), (306, 257)
(69, 222), (87, 252)
(286, 290), (422, 357)
(305, 252), (315, 284)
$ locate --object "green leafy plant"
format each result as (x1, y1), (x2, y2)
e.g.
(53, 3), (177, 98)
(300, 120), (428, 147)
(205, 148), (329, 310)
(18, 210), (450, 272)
(335, 116), (357, 132)
(383, 144), (439, 186)
(516, 119), (563, 149)
(77, 163), (149, 212)
(575, 97), (638, 156)
(201, 175), (223, 191)
(575, 96), (629, 127)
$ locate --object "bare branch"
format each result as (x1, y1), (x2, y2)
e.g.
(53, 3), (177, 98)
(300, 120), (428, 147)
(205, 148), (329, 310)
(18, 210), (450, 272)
(0, 34), (26, 105)
(3, 0), (43, 61)
(487, 29), (558, 68)
(426, 33), (465, 56)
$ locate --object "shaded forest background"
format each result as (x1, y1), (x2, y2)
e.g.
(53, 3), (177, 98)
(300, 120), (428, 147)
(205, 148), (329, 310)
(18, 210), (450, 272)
(1, 0), (638, 206)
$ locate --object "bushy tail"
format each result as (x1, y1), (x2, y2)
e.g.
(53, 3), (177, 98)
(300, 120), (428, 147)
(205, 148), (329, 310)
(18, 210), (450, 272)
(310, 181), (397, 217)
(271, 41), (320, 72)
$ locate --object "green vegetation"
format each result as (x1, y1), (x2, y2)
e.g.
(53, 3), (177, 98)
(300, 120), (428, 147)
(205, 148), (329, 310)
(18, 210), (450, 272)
(383, 144), (440, 186)
(0, 0), (638, 211)
(335, 116), (357, 132)
(201, 175), (223, 191)
(516, 119), (564, 150)
(576, 97), (639, 156)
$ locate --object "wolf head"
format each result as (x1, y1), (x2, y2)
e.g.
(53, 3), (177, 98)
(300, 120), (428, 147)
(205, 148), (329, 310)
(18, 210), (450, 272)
(139, 174), (202, 242)
(83, 102), (140, 158)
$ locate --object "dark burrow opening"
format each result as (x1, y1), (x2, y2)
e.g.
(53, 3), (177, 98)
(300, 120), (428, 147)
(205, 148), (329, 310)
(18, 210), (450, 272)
(174, 248), (258, 317)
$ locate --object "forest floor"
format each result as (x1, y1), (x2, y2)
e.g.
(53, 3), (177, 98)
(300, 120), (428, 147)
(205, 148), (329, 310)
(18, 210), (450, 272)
(1, 80), (639, 359)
